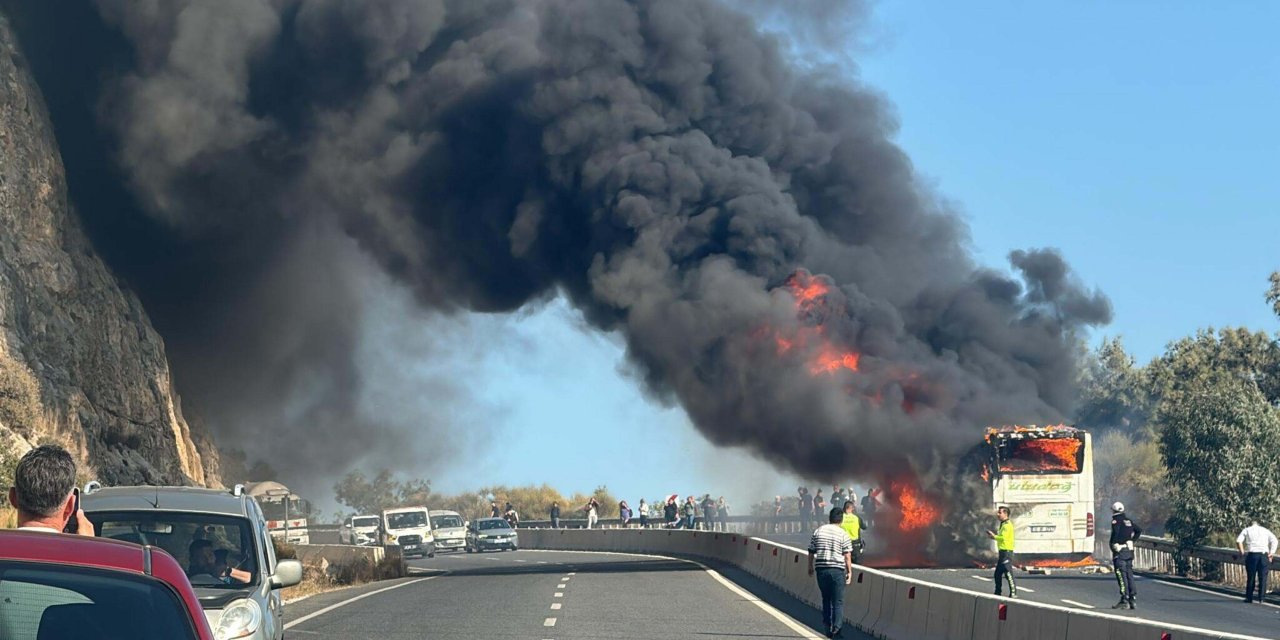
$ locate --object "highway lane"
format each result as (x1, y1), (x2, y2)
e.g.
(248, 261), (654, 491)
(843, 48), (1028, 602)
(751, 532), (1278, 638)
(284, 549), (870, 639)
(894, 568), (1280, 639)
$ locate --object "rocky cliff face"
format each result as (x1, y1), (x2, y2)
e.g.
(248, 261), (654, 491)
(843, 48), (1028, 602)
(0, 15), (218, 486)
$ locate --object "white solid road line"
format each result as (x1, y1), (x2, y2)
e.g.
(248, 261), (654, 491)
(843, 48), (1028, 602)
(1019, 586), (1036, 593)
(690, 560), (824, 639)
(1061, 599), (1095, 609)
(284, 574), (444, 630)
(1147, 576), (1280, 610)
(971, 575), (992, 582)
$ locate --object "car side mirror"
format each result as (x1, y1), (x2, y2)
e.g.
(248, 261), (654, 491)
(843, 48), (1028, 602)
(270, 560), (303, 590)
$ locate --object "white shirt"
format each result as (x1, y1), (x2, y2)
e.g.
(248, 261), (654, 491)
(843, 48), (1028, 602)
(17, 525), (60, 533)
(1237, 524), (1278, 554)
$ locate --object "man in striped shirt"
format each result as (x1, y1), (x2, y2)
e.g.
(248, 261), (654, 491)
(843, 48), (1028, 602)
(808, 507), (854, 638)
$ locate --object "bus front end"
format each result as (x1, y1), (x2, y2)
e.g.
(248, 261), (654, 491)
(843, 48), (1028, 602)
(986, 425), (1094, 562)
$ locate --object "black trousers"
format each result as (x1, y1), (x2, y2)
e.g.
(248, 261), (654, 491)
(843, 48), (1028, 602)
(994, 550), (1016, 596)
(1113, 555), (1135, 601)
(1245, 552), (1269, 602)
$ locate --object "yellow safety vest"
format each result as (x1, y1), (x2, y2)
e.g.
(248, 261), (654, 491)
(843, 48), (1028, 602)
(996, 520), (1015, 551)
(841, 514), (862, 541)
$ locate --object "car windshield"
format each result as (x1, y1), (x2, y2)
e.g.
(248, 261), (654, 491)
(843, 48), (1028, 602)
(386, 512), (427, 530)
(478, 520), (511, 531)
(352, 517), (380, 528)
(0, 561), (199, 640)
(88, 512), (259, 589)
(431, 515), (463, 529)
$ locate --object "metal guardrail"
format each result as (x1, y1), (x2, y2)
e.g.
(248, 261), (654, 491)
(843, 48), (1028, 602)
(1133, 535), (1278, 588)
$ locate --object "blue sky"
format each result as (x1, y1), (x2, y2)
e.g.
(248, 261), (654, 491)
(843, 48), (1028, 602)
(424, 2), (1279, 512)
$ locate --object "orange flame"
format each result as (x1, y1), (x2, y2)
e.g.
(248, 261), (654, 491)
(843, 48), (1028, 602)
(997, 437), (1081, 473)
(892, 482), (940, 532)
(1022, 556), (1097, 569)
(811, 349), (861, 374)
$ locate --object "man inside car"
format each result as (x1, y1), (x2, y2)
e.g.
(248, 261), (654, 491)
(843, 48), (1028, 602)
(188, 539), (251, 585)
(8, 444), (94, 535)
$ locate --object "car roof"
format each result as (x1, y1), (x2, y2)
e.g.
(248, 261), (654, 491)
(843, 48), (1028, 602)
(476, 517), (509, 523)
(82, 486), (251, 518)
(428, 510), (461, 516)
(0, 530), (147, 571)
(383, 506), (428, 514)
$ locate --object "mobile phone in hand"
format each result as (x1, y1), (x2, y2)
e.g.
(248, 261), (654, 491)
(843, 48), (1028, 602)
(63, 487), (80, 534)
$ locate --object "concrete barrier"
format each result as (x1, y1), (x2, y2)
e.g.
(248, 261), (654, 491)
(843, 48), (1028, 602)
(293, 543), (385, 567)
(519, 529), (1264, 640)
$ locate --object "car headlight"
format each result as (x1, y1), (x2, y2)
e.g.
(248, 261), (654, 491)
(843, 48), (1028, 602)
(387, 534), (397, 542)
(215, 598), (262, 640)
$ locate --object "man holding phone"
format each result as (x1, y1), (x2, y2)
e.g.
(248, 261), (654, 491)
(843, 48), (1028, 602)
(7, 444), (94, 536)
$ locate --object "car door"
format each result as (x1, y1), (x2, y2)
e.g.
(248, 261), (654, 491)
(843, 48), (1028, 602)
(255, 504), (286, 639)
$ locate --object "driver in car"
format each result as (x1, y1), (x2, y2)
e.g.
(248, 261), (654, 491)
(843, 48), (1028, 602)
(188, 539), (252, 584)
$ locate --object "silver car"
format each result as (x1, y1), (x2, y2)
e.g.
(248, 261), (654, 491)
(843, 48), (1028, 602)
(84, 485), (303, 640)
(465, 517), (519, 552)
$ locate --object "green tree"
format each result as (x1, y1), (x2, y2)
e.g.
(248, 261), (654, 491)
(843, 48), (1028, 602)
(1158, 374), (1280, 546)
(1076, 337), (1154, 434)
(1268, 271), (1280, 319)
(333, 470), (404, 515)
(1092, 431), (1169, 533)
(1147, 328), (1280, 408)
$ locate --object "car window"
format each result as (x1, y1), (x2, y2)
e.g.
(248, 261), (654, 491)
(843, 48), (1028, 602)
(478, 520), (511, 531)
(430, 515), (463, 529)
(89, 512), (260, 589)
(0, 562), (199, 640)
(386, 512), (427, 529)
(352, 517), (380, 528)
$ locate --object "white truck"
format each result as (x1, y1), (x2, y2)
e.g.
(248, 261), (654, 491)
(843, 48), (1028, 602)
(382, 506), (435, 558)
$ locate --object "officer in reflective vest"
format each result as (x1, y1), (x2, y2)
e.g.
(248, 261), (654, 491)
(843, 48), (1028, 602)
(841, 500), (868, 564)
(986, 505), (1016, 598)
(1110, 501), (1142, 609)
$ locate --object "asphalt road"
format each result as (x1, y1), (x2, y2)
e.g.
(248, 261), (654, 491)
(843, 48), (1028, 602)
(752, 532), (1279, 639)
(894, 567), (1280, 639)
(284, 549), (873, 639)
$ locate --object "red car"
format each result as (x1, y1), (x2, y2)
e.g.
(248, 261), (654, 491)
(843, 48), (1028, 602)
(0, 529), (215, 639)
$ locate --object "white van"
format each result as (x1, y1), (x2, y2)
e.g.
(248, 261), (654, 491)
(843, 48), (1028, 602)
(429, 510), (467, 552)
(382, 506), (435, 558)
(341, 514), (382, 546)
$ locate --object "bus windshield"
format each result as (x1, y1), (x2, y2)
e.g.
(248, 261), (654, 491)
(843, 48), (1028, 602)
(993, 436), (1083, 475)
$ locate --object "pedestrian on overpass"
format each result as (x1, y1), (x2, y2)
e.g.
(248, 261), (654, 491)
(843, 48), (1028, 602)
(664, 495), (679, 528)
(798, 487), (813, 532)
(585, 497), (600, 529)
(717, 496), (729, 531)
(1236, 520), (1277, 604)
(550, 502), (561, 529)
(683, 496), (698, 529)
(773, 496), (783, 533)
(701, 494), (717, 530)
(985, 505), (1016, 598)
(840, 501), (867, 565)
(1109, 502), (1141, 609)
(619, 500), (632, 527)
(860, 488), (878, 529)
(808, 507), (853, 638)
(638, 498), (649, 528)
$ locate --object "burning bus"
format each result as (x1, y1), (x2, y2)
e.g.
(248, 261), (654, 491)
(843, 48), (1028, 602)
(984, 425), (1095, 561)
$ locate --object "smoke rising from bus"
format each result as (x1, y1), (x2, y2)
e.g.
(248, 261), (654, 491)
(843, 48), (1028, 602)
(14, 0), (1110, 554)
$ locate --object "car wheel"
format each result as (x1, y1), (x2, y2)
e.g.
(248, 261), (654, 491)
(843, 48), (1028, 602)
(428, 545), (436, 558)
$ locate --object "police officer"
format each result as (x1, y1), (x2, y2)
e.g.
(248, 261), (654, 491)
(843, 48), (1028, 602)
(840, 500), (868, 564)
(1109, 501), (1141, 610)
(986, 506), (1016, 598)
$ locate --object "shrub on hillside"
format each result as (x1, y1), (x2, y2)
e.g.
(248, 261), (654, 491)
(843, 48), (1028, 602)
(0, 353), (41, 437)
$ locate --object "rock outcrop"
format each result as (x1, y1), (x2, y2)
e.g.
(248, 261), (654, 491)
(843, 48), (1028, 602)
(0, 15), (218, 486)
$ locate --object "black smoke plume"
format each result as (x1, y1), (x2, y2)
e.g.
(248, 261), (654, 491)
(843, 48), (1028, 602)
(6, 0), (1109, 550)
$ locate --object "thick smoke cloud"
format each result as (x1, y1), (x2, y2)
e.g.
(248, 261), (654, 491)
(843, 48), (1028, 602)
(14, 0), (1109, 541)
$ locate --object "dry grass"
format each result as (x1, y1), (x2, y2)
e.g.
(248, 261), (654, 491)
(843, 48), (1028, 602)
(274, 537), (406, 603)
